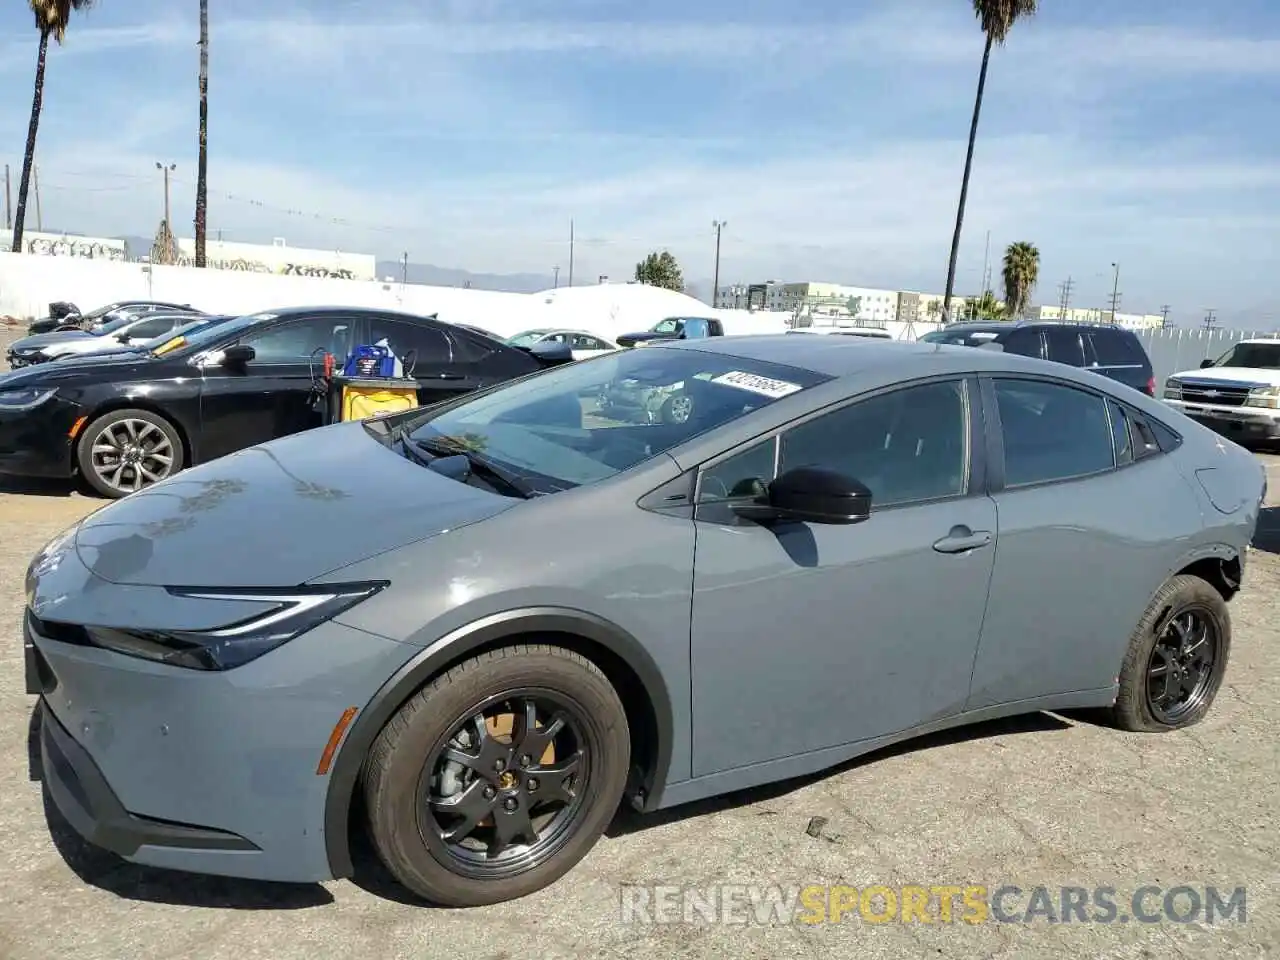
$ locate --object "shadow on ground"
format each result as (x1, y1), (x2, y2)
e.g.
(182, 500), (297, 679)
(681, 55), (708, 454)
(0, 475), (80, 498)
(1253, 506), (1280, 555)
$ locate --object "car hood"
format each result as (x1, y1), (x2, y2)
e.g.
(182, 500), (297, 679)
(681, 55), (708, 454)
(0, 352), (159, 388)
(72, 421), (521, 587)
(8, 330), (93, 352)
(1174, 366), (1280, 387)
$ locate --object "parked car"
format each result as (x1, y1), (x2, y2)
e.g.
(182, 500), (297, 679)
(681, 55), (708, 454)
(38, 312), (215, 363)
(0, 306), (569, 498)
(787, 326), (894, 339)
(25, 299), (200, 336)
(615, 315), (724, 348)
(1162, 337), (1280, 445)
(25, 334), (1263, 907)
(506, 328), (618, 360)
(8, 304), (206, 368)
(920, 321), (1156, 396)
(48, 315), (236, 363)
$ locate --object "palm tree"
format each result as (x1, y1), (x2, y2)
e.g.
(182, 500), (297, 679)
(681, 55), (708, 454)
(1001, 241), (1040, 319)
(12, 0), (95, 253)
(940, 0), (1038, 323)
(194, 0), (209, 267)
(974, 289), (1006, 320)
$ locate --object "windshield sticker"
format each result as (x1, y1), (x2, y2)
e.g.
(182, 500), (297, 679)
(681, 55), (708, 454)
(152, 336), (186, 356)
(710, 371), (802, 398)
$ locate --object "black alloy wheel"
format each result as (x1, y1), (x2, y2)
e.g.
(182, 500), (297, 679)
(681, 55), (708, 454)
(1145, 607), (1219, 724)
(420, 693), (589, 878)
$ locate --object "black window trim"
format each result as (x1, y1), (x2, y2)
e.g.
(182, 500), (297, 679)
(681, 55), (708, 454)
(691, 373), (984, 517)
(980, 373), (1180, 494)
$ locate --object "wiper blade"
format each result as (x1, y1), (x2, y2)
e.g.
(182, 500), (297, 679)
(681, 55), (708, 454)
(403, 436), (533, 499)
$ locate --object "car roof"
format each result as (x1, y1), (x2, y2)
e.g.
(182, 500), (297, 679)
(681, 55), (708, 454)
(655, 332), (1057, 380)
(250, 306), (444, 324)
(943, 320), (1134, 336)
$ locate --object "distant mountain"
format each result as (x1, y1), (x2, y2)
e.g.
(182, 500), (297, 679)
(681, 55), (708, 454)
(376, 261), (557, 294)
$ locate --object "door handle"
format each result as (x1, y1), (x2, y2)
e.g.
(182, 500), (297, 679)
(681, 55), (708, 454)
(933, 527), (993, 554)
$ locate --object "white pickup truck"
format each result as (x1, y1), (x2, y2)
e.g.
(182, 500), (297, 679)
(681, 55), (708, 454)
(1163, 338), (1280, 444)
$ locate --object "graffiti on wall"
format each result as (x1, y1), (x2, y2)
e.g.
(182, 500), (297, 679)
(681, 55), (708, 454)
(169, 255), (355, 279)
(24, 234), (127, 261)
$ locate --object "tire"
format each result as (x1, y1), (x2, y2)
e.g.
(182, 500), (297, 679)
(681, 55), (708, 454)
(77, 408), (185, 499)
(362, 644), (630, 907)
(1110, 574), (1231, 732)
(660, 391), (693, 424)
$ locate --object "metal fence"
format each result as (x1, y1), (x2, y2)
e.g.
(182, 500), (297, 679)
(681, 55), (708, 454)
(1135, 328), (1267, 385)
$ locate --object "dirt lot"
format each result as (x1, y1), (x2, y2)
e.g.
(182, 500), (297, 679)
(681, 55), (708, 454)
(1, 327), (1278, 959)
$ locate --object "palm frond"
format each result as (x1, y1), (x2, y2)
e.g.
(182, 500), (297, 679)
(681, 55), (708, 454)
(972, 0), (1038, 46)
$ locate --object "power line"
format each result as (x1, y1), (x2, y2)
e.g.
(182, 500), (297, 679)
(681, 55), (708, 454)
(1057, 276), (1074, 320)
(1159, 304), (1171, 328)
(1203, 309), (1217, 331)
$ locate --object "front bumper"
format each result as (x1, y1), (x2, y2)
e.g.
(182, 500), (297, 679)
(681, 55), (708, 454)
(27, 600), (418, 883)
(1165, 399), (1280, 441)
(0, 396), (82, 479)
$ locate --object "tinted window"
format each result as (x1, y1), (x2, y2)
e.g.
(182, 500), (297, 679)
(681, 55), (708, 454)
(995, 379), (1114, 487)
(1044, 327), (1085, 366)
(698, 439), (776, 503)
(241, 317), (352, 363)
(125, 316), (179, 339)
(1001, 329), (1044, 359)
(778, 381), (968, 508)
(1108, 400), (1133, 466)
(1207, 341), (1280, 369)
(1090, 330), (1144, 366)
(572, 334), (610, 350)
(368, 318), (451, 366)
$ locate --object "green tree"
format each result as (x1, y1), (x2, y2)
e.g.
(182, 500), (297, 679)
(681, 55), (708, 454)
(941, 0), (1038, 322)
(635, 251), (684, 291)
(973, 289), (1006, 320)
(194, 0), (209, 267)
(1001, 241), (1040, 319)
(12, 1), (96, 252)
(845, 296), (863, 317)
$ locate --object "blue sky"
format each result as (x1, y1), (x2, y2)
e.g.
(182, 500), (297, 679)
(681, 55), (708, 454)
(1, 0), (1278, 323)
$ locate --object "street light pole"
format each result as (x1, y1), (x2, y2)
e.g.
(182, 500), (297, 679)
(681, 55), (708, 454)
(157, 162), (176, 227)
(1109, 262), (1121, 323)
(712, 220), (726, 307)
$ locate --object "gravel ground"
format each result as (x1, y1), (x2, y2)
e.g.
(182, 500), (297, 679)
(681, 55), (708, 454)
(1, 326), (1278, 959)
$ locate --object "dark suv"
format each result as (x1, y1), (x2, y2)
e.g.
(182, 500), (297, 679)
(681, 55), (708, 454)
(921, 321), (1155, 396)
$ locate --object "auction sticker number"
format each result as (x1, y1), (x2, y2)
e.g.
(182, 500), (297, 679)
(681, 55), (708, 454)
(710, 371), (802, 399)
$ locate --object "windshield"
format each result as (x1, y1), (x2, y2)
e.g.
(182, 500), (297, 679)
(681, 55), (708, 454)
(919, 328), (1001, 347)
(652, 318), (684, 335)
(80, 303), (123, 322)
(1208, 342), (1280, 369)
(94, 312), (141, 334)
(403, 347), (830, 492)
(506, 330), (550, 347)
(159, 312), (275, 357)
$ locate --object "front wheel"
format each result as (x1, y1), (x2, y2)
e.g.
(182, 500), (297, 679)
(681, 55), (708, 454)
(660, 391), (693, 424)
(77, 408), (185, 498)
(362, 644), (630, 906)
(1110, 574), (1231, 732)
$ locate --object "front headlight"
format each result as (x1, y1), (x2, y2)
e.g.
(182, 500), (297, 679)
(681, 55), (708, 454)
(1245, 386), (1280, 409)
(1163, 378), (1182, 400)
(0, 387), (57, 410)
(83, 582), (388, 671)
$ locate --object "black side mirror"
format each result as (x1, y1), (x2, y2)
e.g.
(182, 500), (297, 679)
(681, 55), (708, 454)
(730, 466), (872, 525)
(1200, 359), (1214, 369)
(222, 344), (256, 366)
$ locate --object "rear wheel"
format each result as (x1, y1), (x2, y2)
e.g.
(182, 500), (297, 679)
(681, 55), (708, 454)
(660, 391), (693, 424)
(77, 408), (185, 498)
(362, 644), (630, 906)
(1110, 574), (1230, 732)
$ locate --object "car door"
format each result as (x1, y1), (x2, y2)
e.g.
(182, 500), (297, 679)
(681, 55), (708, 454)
(363, 315), (478, 403)
(964, 375), (1200, 709)
(197, 315), (354, 462)
(688, 377), (997, 777)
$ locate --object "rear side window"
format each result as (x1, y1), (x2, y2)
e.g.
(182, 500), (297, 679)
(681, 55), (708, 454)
(1000, 329), (1044, 359)
(1044, 327), (1086, 367)
(1108, 399), (1176, 464)
(1088, 330), (1144, 367)
(994, 379), (1114, 487)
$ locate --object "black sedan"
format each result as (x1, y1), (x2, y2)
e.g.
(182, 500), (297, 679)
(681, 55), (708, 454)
(0, 306), (568, 498)
(25, 299), (201, 335)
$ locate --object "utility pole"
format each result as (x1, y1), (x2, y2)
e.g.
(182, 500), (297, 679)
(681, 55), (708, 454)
(401, 252), (408, 284)
(33, 164), (42, 232)
(567, 219), (575, 287)
(1159, 304), (1171, 328)
(1203, 309), (1217, 331)
(3, 164), (10, 232)
(980, 230), (991, 293)
(552, 265), (560, 289)
(712, 220), (726, 307)
(1108, 262), (1121, 323)
(156, 162), (176, 228)
(1057, 276), (1074, 321)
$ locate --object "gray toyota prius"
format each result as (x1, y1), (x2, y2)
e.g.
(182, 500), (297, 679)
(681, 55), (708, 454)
(25, 334), (1265, 906)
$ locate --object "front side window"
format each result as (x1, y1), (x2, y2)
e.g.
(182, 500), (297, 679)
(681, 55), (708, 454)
(123, 316), (180, 340)
(995, 379), (1114, 487)
(241, 317), (351, 363)
(406, 349), (830, 491)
